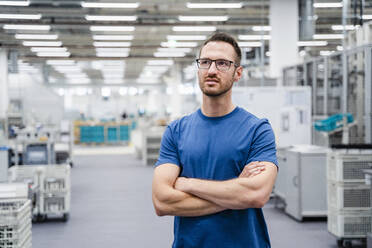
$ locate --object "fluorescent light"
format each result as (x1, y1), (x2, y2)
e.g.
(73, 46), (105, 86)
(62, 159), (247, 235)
(161, 41), (198, 47)
(3, 24), (50, 30)
(179, 16), (229, 22)
(237, 42), (262, 47)
(313, 34), (344, 39)
(96, 52), (129, 57)
(173, 26), (217, 32)
(297, 41), (328, 46)
(31, 47), (67, 52)
(23, 41), (62, 46)
(93, 42), (131, 47)
(362, 15), (372, 20)
(147, 60), (174, 66)
(92, 35), (134, 40)
(47, 60), (75, 65)
(15, 34), (58, 40)
(81, 2), (139, 8)
(157, 48), (192, 53)
(85, 15), (137, 21)
(154, 52), (186, 57)
(0, 14), (41, 20)
(313, 2), (343, 8)
(252, 26), (271, 31)
(167, 35), (206, 41)
(186, 3), (242, 8)
(90, 26), (135, 32)
(238, 35), (271, 40)
(37, 52), (70, 57)
(95, 48), (130, 52)
(331, 25), (357, 31)
(0, 1), (29, 6)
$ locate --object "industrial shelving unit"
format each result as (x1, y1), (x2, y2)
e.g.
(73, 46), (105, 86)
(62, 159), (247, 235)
(327, 146), (372, 247)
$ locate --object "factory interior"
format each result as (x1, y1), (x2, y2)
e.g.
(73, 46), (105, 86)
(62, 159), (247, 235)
(0, 0), (372, 247)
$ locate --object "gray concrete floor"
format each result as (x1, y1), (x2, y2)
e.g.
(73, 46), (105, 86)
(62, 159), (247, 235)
(32, 152), (363, 248)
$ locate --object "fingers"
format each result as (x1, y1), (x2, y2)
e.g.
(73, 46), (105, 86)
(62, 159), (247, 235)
(239, 161), (266, 178)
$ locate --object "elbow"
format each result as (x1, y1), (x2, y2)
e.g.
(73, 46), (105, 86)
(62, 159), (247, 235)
(242, 191), (270, 209)
(152, 195), (171, 217)
(155, 206), (166, 217)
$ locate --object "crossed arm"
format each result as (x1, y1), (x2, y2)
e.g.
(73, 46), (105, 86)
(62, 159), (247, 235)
(152, 161), (277, 217)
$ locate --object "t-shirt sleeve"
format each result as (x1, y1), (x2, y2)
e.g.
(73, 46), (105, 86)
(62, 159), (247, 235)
(245, 119), (278, 167)
(155, 125), (181, 167)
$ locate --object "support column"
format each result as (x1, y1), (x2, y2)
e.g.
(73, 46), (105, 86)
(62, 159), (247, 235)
(167, 63), (182, 119)
(269, 0), (299, 81)
(0, 49), (8, 119)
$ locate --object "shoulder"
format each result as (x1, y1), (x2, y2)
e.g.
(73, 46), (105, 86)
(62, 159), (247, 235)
(237, 107), (271, 128)
(167, 111), (199, 132)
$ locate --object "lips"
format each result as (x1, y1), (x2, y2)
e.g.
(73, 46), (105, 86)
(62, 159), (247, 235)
(205, 78), (219, 84)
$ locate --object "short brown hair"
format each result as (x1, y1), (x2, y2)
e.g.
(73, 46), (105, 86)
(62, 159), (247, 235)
(199, 32), (242, 66)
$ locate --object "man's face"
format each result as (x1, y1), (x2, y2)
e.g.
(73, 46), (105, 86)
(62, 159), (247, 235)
(197, 41), (242, 97)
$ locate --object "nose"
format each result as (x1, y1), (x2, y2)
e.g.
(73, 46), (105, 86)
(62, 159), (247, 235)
(207, 61), (218, 74)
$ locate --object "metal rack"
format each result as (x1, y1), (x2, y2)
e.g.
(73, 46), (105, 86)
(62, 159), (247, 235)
(8, 164), (71, 222)
(327, 146), (372, 247)
(0, 199), (32, 248)
(282, 44), (372, 146)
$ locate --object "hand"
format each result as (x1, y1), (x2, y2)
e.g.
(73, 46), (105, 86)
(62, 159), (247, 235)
(239, 161), (266, 178)
(174, 177), (189, 192)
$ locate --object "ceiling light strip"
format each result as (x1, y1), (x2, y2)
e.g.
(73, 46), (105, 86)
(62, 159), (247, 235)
(85, 15), (137, 21)
(172, 26), (216, 32)
(0, 14), (41, 19)
(92, 35), (134, 40)
(186, 3), (242, 8)
(3, 24), (50, 30)
(16, 34), (58, 40)
(23, 41), (62, 46)
(90, 26), (135, 32)
(178, 16), (229, 22)
(81, 2), (140, 8)
(313, 2), (343, 8)
(0, 1), (29, 6)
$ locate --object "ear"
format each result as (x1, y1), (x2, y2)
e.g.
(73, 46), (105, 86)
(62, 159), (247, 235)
(233, 66), (243, 82)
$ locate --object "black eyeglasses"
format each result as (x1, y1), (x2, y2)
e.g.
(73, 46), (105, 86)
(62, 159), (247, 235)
(196, 59), (238, 72)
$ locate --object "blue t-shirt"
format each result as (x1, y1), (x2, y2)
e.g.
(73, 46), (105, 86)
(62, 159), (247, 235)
(155, 107), (278, 248)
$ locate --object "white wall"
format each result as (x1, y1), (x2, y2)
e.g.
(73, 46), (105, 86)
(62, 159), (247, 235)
(8, 73), (64, 126)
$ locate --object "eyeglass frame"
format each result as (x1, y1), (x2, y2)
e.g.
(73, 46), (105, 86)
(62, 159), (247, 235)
(195, 58), (239, 72)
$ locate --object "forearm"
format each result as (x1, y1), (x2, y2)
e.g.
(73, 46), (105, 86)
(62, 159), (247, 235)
(176, 163), (277, 209)
(153, 187), (225, 217)
(182, 177), (263, 209)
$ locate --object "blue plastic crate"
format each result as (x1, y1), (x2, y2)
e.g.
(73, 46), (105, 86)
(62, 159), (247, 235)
(314, 113), (354, 132)
(120, 125), (130, 141)
(80, 125), (105, 143)
(107, 127), (118, 142)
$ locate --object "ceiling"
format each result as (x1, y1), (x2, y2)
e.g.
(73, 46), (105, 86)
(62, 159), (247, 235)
(0, 0), (371, 88)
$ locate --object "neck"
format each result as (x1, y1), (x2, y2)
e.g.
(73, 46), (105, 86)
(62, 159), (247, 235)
(201, 92), (235, 117)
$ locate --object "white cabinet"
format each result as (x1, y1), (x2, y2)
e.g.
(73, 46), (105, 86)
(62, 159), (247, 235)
(285, 145), (328, 221)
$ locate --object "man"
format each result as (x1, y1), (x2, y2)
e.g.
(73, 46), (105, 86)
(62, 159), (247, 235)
(152, 32), (278, 248)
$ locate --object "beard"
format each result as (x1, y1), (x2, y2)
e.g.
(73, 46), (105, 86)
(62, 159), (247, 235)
(199, 75), (234, 97)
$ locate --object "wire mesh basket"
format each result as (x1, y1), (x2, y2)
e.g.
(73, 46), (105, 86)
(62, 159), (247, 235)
(328, 210), (372, 238)
(0, 200), (32, 248)
(328, 182), (372, 211)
